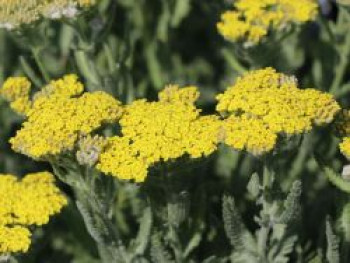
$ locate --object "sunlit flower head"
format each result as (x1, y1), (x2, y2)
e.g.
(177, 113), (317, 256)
(9, 75), (123, 160)
(97, 85), (222, 182)
(216, 67), (339, 155)
(217, 0), (319, 45)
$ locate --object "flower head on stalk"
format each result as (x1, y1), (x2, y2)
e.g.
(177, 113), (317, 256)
(217, 0), (319, 45)
(216, 67), (340, 155)
(7, 75), (123, 160)
(0, 77), (32, 115)
(97, 85), (222, 182)
(0, 172), (67, 254)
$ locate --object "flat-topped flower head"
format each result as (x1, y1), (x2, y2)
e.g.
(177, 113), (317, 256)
(217, 68), (340, 135)
(42, 0), (96, 20)
(0, 0), (97, 30)
(216, 68), (339, 155)
(97, 85), (222, 182)
(0, 172), (67, 254)
(9, 75), (123, 160)
(0, 76), (32, 115)
(217, 0), (318, 45)
(0, 0), (42, 30)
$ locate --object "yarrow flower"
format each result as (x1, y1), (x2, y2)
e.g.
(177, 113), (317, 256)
(0, 0), (96, 30)
(0, 172), (67, 254)
(340, 137), (350, 160)
(217, 67), (340, 155)
(97, 85), (222, 182)
(217, 0), (319, 45)
(6, 75), (123, 160)
(0, 76), (32, 115)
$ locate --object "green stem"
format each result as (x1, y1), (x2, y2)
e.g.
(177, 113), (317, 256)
(168, 226), (184, 263)
(19, 56), (43, 87)
(330, 10), (350, 94)
(164, 171), (185, 263)
(221, 48), (247, 74)
(52, 163), (128, 263)
(31, 47), (50, 84)
(258, 164), (273, 262)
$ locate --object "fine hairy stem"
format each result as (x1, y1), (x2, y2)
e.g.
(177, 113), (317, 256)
(52, 162), (128, 263)
(31, 47), (50, 84)
(221, 48), (247, 74)
(330, 9), (350, 94)
(257, 164), (273, 262)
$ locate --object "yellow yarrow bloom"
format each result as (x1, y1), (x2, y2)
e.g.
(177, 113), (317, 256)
(0, 172), (67, 254)
(0, 76), (32, 115)
(0, 0), (96, 30)
(9, 75), (123, 160)
(217, 68), (340, 135)
(0, 226), (31, 254)
(222, 115), (277, 156)
(217, 0), (318, 44)
(340, 137), (350, 159)
(97, 85), (222, 182)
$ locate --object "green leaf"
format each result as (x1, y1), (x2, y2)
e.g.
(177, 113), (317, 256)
(130, 207), (153, 257)
(326, 218), (340, 263)
(150, 232), (174, 263)
(339, 202), (350, 242)
(323, 166), (350, 193)
(277, 180), (302, 224)
(269, 235), (298, 263)
(171, 0), (191, 27)
(222, 196), (257, 252)
(247, 173), (261, 199)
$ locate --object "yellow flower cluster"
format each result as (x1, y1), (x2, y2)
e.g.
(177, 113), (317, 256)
(0, 76), (32, 115)
(217, 0), (318, 44)
(217, 68), (340, 155)
(8, 75), (123, 160)
(0, 172), (67, 254)
(0, 0), (96, 30)
(97, 86), (222, 182)
(340, 137), (350, 160)
(222, 115), (277, 156)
